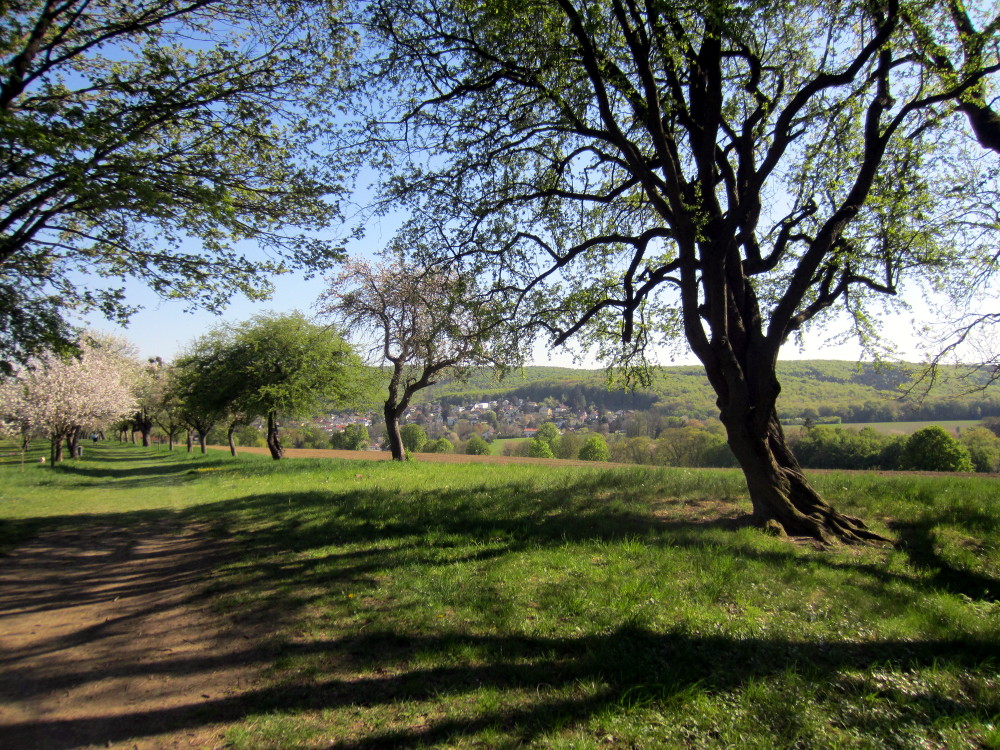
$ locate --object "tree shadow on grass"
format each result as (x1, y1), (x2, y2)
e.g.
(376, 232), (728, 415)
(1, 622), (995, 749)
(889, 515), (1000, 602)
(3, 463), (998, 747)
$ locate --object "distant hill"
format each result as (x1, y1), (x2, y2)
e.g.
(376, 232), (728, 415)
(418, 360), (1000, 423)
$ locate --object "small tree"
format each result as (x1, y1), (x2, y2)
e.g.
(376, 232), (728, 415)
(426, 437), (454, 454)
(526, 437), (555, 459)
(465, 434), (490, 455)
(318, 256), (517, 461)
(331, 424), (371, 451)
(579, 434), (611, 463)
(535, 422), (561, 452)
(175, 312), (371, 459)
(400, 424), (429, 453)
(902, 426), (975, 472)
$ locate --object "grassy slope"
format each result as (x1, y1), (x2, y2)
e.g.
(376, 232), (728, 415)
(2, 443), (999, 749)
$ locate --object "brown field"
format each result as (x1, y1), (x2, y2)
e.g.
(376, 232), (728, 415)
(207, 445), (628, 470)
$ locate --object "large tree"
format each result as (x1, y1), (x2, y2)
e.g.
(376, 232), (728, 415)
(0, 0), (351, 372)
(174, 311), (371, 459)
(317, 256), (516, 461)
(344, 0), (999, 541)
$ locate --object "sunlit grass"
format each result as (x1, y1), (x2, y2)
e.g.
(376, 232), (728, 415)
(2, 441), (998, 748)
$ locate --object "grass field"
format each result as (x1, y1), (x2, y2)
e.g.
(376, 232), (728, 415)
(2, 442), (998, 749)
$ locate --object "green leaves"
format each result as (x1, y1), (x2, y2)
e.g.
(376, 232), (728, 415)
(0, 0), (353, 371)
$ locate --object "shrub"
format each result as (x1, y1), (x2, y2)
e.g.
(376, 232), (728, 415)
(579, 433), (611, 462)
(400, 424), (428, 452)
(526, 437), (555, 458)
(960, 426), (1000, 472)
(425, 437), (454, 453)
(465, 434), (490, 455)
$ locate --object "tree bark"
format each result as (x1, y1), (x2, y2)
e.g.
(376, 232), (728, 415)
(227, 420), (239, 457)
(134, 409), (154, 447)
(265, 411), (283, 460)
(186, 429), (193, 452)
(710, 354), (891, 545)
(384, 401), (405, 460)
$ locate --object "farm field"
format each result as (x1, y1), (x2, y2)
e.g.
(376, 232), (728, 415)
(784, 420), (983, 436)
(0, 442), (998, 749)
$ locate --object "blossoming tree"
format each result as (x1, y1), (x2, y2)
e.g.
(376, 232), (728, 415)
(0, 334), (138, 461)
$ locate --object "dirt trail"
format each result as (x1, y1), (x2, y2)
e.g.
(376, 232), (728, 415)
(0, 520), (262, 749)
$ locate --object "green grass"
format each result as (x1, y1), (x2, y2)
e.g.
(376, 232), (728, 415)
(2, 442), (999, 749)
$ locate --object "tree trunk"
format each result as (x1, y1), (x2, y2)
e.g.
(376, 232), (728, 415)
(227, 420), (239, 457)
(715, 375), (890, 545)
(265, 411), (283, 460)
(186, 429), (193, 452)
(68, 426), (82, 459)
(384, 402), (406, 461)
(51, 431), (64, 462)
(198, 430), (208, 454)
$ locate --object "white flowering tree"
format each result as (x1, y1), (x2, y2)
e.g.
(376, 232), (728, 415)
(317, 256), (518, 461)
(0, 334), (138, 462)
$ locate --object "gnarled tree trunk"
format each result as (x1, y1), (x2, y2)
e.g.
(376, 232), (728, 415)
(384, 401), (405, 461)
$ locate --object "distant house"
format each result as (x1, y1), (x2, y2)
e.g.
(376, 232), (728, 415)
(522, 427), (538, 438)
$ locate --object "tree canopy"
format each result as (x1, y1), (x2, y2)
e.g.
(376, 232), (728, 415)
(317, 255), (518, 460)
(0, 0), (351, 372)
(174, 311), (370, 459)
(338, 0), (1000, 541)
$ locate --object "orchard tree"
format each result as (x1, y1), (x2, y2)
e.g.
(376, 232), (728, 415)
(175, 312), (371, 459)
(0, 0), (352, 373)
(318, 256), (518, 461)
(344, 0), (1000, 542)
(0, 334), (137, 461)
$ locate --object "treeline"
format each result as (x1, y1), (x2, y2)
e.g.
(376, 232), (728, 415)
(423, 361), (1000, 423)
(437, 380), (657, 412)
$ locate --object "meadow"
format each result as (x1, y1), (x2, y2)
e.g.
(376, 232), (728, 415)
(1, 442), (998, 749)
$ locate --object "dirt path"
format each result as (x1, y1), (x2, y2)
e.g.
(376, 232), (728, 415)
(0, 520), (262, 749)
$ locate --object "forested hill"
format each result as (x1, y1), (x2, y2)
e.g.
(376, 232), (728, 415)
(420, 361), (1000, 423)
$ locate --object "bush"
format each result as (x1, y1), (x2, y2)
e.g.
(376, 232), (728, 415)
(400, 423), (428, 452)
(579, 433), (611, 462)
(526, 437), (555, 458)
(960, 426), (1000, 472)
(901, 426), (975, 472)
(330, 424), (369, 451)
(465, 434), (490, 455)
(425, 437), (454, 453)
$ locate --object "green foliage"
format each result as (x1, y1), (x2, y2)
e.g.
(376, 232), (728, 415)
(424, 437), (454, 453)
(579, 433), (611, 462)
(176, 312), (371, 424)
(526, 437), (555, 458)
(0, 0), (351, 372)
(233, 424), (264, 448)
(534, 422), (561, 448)
(330, 424), (370, 451)
(400, 424), (428, 453)
(902, 427), (975, 472)
(960, 427), (1000, 473)
(464, 434), (490, 455)
(791, 426), (905, 471)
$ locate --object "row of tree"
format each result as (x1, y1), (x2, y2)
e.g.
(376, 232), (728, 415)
(4, 0), (1000, 542)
